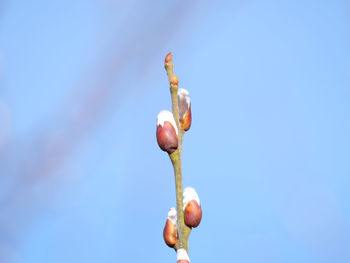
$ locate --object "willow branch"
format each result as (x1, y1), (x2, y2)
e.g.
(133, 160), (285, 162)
(165, 54), (191, 253)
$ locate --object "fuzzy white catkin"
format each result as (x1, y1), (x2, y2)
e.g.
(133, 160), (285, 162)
(177, 88), (190, 120)
(157, 110), (178, 134)
(183, 187), (200, 210)
(177, 248), (190, 262)
(167, 207), (178, 226)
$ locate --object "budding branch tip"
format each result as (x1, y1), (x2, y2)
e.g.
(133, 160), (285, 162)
(165, 52), (173, 64)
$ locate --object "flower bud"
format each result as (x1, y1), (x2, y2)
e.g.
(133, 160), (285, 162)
(170, 74), (179, 86)
(165, 52), (172, 64)
(183, 187), (202, 228)
(177, 88), (191, 131)
(163, 207), (178, 247)
(157, 110), (178, 154)
(177, 248), (190, 263)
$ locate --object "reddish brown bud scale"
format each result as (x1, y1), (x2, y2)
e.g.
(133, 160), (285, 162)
(183, 187), (202, 228)
(164, 52), (172, 64)
(157, 122), (178, 154)
(178, 260), (190, 263)
(157, 110), (178, 154)
(178, 88), (191, 131)
(163, 219), (178, 247)
(181, 105), (191, 131)
(184, 200), (202, 228)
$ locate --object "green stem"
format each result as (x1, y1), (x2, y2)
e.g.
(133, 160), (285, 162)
(166, 59), (191, 254)
(170, 150), (188, 251)
(178, 130), (192, 249)
(170, 84), (180, 131)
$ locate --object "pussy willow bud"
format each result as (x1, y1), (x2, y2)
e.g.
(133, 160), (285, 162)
(177, 248), (190, 263)
(183, 187), (202, 228)
(156, 110), (178, 154)
(177, 88), (191, 131)
(163, 207), (178, 247)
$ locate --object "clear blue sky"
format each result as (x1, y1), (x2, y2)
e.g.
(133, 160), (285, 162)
(0, 1), (350, 262)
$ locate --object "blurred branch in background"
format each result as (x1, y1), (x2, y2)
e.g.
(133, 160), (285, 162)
(0, 1), (197, 261)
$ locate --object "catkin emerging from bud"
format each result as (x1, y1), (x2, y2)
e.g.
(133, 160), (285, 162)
(156, 110), (178, 154)
(177, 88), (192, 131)
(183, 187), (202, 228)
(177, 248), (190, 263)
(163, 207), (178, 247)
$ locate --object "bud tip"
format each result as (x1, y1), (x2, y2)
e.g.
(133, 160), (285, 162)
(165, 52), (173, 64)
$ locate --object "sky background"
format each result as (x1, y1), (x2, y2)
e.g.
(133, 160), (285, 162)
(0, 0), (350, 262)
